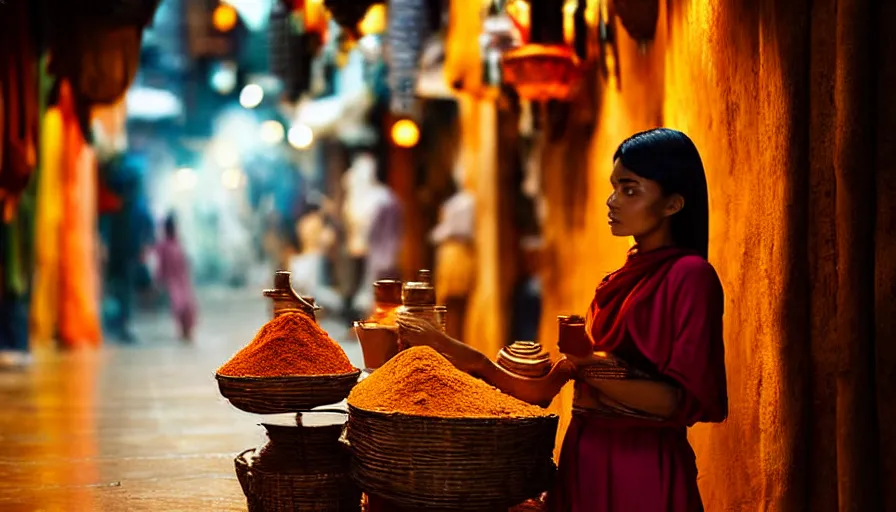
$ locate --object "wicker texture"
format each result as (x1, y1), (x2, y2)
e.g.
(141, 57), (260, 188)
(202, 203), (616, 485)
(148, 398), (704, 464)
(216, 371), (361, 414)
(347, 406), (559, 511)
(236, 449), (361, 512)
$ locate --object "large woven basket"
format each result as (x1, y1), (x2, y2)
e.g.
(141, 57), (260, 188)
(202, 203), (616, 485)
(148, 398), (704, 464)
(236, 448), (361, 512)
(216, 371), (361, 414)
(346, 406), (559, 511)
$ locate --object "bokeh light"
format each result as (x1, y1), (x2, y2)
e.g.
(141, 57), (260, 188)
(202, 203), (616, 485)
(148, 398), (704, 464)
(175, 167), (198, 191)
(212, 3), (238, 32)
(391, 119), (420, 148)
(221, 167), (245, 190)
(239, 84), (264, 109)
(260, 120), (285, 145)
(288, 124), (314, 150)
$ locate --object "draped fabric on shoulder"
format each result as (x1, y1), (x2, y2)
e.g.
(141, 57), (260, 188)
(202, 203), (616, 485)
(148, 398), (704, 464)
(585, 246), (695, 352)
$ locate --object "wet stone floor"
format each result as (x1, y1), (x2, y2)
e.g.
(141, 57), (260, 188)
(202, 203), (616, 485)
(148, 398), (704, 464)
(0, 287), (363, 512)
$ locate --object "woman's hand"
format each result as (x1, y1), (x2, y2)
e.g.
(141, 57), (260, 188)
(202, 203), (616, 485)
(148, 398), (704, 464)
(482, 356), (576, 407)
(396, 314), (448, 351)
(396, 314), (486, 374)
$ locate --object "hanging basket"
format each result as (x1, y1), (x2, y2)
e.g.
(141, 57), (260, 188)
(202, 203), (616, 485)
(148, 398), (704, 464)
(236, 448), (362, 511)
(346, 406), (559, 511)
(216, 371), (361, 414)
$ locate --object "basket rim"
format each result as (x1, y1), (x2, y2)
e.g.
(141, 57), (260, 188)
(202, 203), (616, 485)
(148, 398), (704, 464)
(216, 369), (362, 382)
(347, 404), (559, 423)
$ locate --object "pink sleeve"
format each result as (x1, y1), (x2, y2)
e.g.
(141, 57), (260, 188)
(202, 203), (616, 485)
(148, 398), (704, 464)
(663, 258), (728, 426)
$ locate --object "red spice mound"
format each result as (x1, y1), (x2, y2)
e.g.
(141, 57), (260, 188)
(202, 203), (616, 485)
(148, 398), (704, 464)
(218, 313), (355, 377)
(348, 346), (549, 418)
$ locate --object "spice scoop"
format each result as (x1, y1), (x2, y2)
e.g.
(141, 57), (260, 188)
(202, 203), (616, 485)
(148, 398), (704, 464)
(354, 321), (399, 371)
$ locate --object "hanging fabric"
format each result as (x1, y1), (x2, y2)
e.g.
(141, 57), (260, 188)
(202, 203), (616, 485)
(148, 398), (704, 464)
(0, 0), (39, 213)
(31, 82), (101, 349)
(30, 88), (64, 346)
(57, 82), (101, 347)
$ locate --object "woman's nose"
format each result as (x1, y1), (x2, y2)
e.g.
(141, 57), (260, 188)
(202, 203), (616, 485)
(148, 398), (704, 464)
(606, 191), (617, 208)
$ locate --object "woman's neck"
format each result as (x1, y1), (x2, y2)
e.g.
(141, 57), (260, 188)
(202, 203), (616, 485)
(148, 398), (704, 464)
(633, 226), (675, 253)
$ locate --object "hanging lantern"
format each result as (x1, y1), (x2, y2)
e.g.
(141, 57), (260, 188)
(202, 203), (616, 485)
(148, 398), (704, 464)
(387, 0), (428, 117)
(614, 0), (659, 42)
(501, 44), (582, 102)
(322, 0), (381, 39)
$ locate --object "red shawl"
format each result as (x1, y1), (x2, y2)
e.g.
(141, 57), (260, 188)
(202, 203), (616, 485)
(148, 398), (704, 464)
(585, 246), (695, 352)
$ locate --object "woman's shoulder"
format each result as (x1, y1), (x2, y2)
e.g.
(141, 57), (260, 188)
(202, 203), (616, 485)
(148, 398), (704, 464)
(667, 255), (723, 293)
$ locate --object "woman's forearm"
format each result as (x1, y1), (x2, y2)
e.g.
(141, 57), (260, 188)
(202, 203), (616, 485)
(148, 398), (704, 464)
(584, 378), (680, 418)
(428, 334), (487, 372)
(432, 337), (570, 407)
(474, 359), (570, 407)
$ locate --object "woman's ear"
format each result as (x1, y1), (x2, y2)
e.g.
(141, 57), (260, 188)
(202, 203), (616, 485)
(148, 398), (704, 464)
(664, 194), (685, 217)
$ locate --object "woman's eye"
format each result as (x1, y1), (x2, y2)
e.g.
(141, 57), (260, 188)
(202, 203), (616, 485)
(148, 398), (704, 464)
(623, 188), (636, 196)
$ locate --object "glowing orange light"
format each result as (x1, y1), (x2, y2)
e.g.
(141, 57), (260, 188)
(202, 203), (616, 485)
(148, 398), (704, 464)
(505, 0), (531, 42)
(213, 3), (238, 32)
(563, 1), (577, 45)
(304, 0), (328, 34)
(391, 119), (420, 148)
(359, 4), (386, 36)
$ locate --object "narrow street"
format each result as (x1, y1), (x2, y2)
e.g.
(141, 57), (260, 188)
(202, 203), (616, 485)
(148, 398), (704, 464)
(0, 287), (363, 511)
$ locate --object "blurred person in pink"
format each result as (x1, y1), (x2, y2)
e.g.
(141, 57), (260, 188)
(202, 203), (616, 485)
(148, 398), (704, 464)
(156, 214), (197, 342)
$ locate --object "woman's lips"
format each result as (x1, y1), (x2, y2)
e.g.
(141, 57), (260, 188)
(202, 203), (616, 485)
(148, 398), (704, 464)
(608, 213), (620, 225)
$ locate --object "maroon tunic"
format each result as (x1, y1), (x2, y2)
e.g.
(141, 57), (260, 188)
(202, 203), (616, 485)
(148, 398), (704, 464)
(551, 249), (728, 512)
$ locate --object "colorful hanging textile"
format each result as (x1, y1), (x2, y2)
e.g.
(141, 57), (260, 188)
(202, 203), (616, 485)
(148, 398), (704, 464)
(31, 82), (101, 349)
(30, 95), (64, 347)
(57, 82), (101, 348)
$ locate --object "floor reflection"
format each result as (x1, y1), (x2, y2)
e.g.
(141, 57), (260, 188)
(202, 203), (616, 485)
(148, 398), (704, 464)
(0, 288), (363, 511)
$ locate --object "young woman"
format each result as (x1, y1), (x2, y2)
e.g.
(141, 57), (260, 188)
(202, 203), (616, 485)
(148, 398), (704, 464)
(398, 128), (728, 511)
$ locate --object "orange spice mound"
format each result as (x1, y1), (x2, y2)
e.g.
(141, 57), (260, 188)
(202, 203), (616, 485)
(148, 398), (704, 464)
(348, 346), (549, 418)
(218, 313), (355, 377)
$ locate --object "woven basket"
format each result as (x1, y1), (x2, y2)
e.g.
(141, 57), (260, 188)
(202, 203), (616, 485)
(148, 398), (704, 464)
(216, 371), (361, 414)
(236, 449), (361, 512)
(346, 406), (559, 511)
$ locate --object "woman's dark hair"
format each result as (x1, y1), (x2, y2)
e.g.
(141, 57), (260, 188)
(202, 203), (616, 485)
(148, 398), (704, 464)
(613, 128), (709, 259)
(164, 214), (177, 239)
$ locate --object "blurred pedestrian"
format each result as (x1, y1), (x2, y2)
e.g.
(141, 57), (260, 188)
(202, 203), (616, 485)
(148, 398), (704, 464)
(156, 214), (197, 342)
(430, 162), (476, 341)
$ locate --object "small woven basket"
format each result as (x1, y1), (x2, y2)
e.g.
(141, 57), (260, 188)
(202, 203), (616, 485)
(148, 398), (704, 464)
(346, 406), (559, 511)
(216, 371), (361, 414)
(236, 448), (361, 512)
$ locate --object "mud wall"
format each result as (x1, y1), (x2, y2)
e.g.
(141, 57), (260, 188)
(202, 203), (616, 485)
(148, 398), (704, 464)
(536, 0), (894, 510)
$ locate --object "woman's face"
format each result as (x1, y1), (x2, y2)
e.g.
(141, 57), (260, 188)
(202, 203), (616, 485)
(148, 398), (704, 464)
(606, 160), (682, 239)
